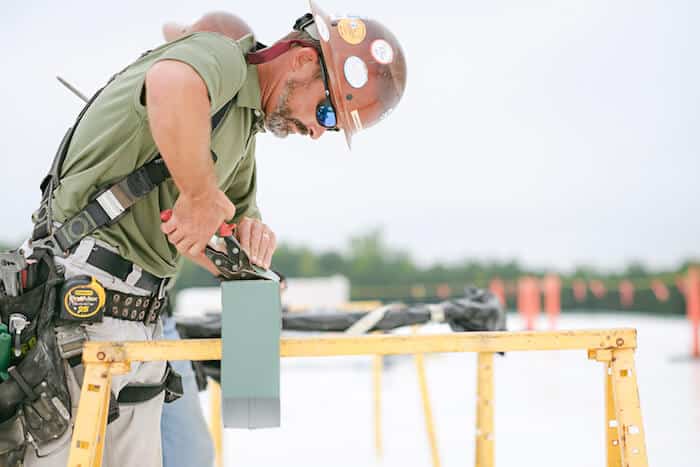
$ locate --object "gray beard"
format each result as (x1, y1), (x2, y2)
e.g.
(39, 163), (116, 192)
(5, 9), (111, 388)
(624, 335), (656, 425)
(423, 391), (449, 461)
(264, 79), (310, 138)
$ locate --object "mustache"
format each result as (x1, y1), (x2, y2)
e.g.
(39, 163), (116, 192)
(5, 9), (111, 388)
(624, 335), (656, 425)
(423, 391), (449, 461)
(290, 118), (309, 135)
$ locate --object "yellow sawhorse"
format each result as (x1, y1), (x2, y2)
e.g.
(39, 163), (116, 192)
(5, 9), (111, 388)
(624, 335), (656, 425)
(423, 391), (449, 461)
(66, 329), (648, 467)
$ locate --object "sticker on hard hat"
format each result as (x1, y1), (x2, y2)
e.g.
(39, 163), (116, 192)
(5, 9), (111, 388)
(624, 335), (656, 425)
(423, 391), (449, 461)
(343, 56), (368, 89)
(371, 39), (394, 64)
(315, 15), (330, 41)
(337, 18), (366, 45)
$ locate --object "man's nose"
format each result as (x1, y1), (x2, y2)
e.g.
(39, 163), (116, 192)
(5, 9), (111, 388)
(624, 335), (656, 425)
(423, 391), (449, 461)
(309, 124), (326, 140)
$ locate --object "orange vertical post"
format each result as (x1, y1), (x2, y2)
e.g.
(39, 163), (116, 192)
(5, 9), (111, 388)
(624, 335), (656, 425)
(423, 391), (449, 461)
(686, 267), (700, 359)
(517, 277), (527, 329)
(531, 278), (541, 330)
(589, 279), (606, 299)
(572, 279), (587, 303)
(650, 279), (669, 302)
(489, 278), (506, 308)
(619, 280), (635, 309)
(543, 274), (561, 330)
(517, 277), (540, 330)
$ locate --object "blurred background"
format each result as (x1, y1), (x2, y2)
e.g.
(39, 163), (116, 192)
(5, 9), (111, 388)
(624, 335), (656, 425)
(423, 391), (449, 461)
(2, 1), (699, 466)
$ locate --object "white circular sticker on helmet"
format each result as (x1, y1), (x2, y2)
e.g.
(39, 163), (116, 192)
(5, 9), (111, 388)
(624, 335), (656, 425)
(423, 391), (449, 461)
(315, 15), (330, 42)
(371, 39), (394, 64)
(343, 56), (368, 89)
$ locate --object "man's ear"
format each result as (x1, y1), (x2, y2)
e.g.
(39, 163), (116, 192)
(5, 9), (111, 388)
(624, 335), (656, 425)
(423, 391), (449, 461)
(292, 47), (319, 73)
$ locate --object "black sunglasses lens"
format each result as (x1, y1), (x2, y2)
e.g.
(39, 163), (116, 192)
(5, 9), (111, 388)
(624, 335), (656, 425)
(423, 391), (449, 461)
(316, 103), (337, 128)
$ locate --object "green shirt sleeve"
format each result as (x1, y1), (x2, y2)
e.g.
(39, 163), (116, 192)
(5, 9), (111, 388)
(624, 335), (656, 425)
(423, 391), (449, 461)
(227, 138), (261, 222)
(155, 32), (247, 112)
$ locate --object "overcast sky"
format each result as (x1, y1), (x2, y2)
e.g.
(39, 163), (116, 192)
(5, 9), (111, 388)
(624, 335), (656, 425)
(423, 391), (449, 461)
(1, 1), (698, 272)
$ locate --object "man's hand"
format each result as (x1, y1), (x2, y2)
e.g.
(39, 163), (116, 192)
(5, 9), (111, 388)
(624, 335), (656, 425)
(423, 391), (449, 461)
(236, 217), (277, 269)
(161, 189), (235, 256)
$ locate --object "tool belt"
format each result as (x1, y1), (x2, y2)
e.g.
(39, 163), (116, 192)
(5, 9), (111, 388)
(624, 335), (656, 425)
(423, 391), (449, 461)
(0, 249), (70, 465)
(0, 247), (182, 465)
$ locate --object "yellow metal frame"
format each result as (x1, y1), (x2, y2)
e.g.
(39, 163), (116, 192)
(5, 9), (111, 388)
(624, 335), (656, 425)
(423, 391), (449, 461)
(67, 329), (649, 467)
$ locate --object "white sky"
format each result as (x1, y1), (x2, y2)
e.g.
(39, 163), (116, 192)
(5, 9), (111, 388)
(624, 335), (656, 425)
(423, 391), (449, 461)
(1, 1), (698, 271)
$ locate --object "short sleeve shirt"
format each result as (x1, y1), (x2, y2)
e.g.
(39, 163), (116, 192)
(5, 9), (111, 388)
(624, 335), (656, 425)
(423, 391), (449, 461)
(51, 33), (265, 278)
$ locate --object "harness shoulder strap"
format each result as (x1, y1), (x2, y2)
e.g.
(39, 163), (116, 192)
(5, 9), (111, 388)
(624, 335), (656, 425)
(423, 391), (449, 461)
(32, 86), (110, 243)
(33, 87), (234, 253)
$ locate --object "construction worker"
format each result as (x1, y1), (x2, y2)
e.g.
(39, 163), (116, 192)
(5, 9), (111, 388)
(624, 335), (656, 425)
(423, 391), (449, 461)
(18, 1), (406, 466)
(158, 12), (256, 467)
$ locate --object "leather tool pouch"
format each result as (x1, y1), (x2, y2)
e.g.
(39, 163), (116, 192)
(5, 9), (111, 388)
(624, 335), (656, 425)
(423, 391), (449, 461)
(0, 248), (71, 461)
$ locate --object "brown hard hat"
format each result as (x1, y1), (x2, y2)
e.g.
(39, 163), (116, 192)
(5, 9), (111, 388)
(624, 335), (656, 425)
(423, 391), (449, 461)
(162, 11), (254, 42)
(309, 1), (407, 147)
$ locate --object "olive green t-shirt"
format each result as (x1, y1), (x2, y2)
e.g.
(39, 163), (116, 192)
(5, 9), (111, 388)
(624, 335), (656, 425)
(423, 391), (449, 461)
(52, 33), (265, 278)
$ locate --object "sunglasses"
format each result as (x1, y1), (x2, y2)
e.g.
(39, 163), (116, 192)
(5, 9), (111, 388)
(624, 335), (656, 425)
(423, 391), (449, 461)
(316, 55), (340, 131)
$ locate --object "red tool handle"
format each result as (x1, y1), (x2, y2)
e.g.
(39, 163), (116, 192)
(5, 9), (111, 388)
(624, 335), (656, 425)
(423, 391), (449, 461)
(160, 209), (235, 236)
(160, 209), (173, 222)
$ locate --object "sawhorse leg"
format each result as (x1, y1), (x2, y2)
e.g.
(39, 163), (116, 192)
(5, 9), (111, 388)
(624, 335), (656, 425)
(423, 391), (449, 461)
(208, 379), (224, 467)
(412, 326), (441, 467)
(605, 361), (622, 467)
(67, 363), (115, 467)
(475, 352), (494, 467)
(610, 349), (649, 467)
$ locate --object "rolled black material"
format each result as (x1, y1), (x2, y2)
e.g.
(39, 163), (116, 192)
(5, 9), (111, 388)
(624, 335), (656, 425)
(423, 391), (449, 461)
(177, 287), (506, 388)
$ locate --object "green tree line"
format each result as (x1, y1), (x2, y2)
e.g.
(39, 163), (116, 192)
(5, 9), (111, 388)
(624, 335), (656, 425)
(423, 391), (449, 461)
(173, 230), (699, 300)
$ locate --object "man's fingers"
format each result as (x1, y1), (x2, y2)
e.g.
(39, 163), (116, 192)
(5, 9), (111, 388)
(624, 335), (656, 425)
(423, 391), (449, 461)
(257, 230), (270, 267)
(250, 221), (264, 265)
(237, 218), (252, 254)
(175, 237), (197, 255)
(167, 229), (185, 245)
(161, 217), (177, 235)
(262, 232), (276, 269)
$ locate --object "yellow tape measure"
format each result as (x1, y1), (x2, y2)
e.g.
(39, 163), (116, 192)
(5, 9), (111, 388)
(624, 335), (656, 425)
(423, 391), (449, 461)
(60, 276), (106, 322)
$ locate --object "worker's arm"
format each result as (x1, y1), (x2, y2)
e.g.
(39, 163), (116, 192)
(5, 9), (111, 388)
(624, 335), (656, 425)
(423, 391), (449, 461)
(146, 59), (235, 257)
